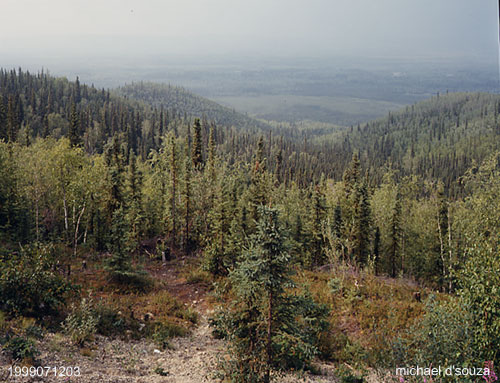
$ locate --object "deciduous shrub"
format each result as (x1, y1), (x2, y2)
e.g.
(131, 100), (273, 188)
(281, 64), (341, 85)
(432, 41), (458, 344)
(63, 297), (99, 345)
(0, 243), (76, 317)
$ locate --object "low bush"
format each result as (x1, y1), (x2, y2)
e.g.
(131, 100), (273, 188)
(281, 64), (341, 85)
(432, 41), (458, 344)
(3, 335), (39, 363)
(0, 243), (76, 317)
(151, 320), (188, 350)
(62, 297), (99, 346)
(185, 269), (212, 286)
(391, 295), (477, 383)
(94, 303), (126, 337)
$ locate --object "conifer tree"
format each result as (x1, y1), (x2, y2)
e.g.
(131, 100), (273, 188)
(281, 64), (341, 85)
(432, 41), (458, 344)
(192, 118), (203, 169)
(182, 134), (192, 251)
(211, 206), (329, 382)
(306, 181), (327, 268)
(207, 124), (216, 184)
(126, 150), (143, 249)
(168, 133), (178, 246)
(249, 137), (269, 224)
(343, 153), (360, 197)
(390, 189), (402, 277)
(69, 103), (81, 147)
(74, 76), (81, 104)
(0, 100), (6, 141)
(353, 182), (372, 266)
(7, 95), (18, 142)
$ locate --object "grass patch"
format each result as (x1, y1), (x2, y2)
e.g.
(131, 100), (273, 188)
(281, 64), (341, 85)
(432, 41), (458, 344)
(151, 320), (188, 350)
(185, 269), (212, 286)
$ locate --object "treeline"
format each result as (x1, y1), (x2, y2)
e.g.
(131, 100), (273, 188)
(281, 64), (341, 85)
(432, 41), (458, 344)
(0, 68), (347, 186)
(5, 68), (500, 193)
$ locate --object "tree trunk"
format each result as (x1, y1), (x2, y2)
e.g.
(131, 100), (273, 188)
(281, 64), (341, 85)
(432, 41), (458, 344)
(447, 207), (453, 292)
(437, 213), (446, 292)
(73, 203), (86, 257)
(35, 199), (40, 241)
(265, 289), (272, 383)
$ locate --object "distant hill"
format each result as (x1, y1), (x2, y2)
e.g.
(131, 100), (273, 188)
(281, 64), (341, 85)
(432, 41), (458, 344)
(313, 92), (500, 194)
(115, 82), (270, 131)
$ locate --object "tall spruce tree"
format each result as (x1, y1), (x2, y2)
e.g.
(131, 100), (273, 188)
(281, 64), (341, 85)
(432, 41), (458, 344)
(390, 189), (402, 277)
(353, 182), (372, 266)
(211, 206), (329, 382)
(182, 134), (192, 251)
(69, 103), (81, 148)
(192, 118), (203, 169)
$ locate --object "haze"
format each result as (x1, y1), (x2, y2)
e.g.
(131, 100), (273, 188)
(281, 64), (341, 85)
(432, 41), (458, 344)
(0, 0), (497, 60)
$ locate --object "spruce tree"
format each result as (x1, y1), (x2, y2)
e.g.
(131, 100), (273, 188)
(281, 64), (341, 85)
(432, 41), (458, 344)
(182, 134), (192, 251)
(306, 182), (327, 268)
(168, 133), (178, 246)
(7, 95), (18, 142)
(390, 189), (402, 277)
(126, 150), (143, 250)
(69, 103), (81, 147)
(211, 206), (329, 382)
(0, 100), (6, 141)
(192, 118), (203, 169)
(353, 182), (372, 266)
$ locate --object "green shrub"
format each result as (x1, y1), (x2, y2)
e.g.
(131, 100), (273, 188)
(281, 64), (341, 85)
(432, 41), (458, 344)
(327, 277), (343, 295)
(151, 321), (188, 350)
(63, 297), (99, 345)
(392, 295), (477, 382)
(94, 304), (126, 336)
(3, 336), (39, 362)
(336, 366), (365, 383)
(185, 269), (212, 285)
(174, 307), (199, 324)
(0, 243), (76, 317)
(317, 328), (348, 361)
(25, 324), (44, 340)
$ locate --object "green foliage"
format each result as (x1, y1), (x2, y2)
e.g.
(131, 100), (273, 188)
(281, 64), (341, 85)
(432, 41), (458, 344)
(0, 243), (75, 317)
(392, 296), (476, 372)
(185, 268), (212, 286)
(211, 206), (329, 382)
(93, 304), (127, 337)
(336, 367), (365, 383)
(151, 321), (188, 350)
(0, 142), (29, 242)
(104, 207), (152, 290)
(2, 335), (39, 362)
(63, 297), (99, 346)
(453, 153), (500, 364)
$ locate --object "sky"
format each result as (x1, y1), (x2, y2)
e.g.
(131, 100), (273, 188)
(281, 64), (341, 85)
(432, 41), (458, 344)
(0, 0), (497, 61)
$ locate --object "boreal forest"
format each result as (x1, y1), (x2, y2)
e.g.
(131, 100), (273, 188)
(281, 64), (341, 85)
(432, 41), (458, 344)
(1, 68), (500, 382)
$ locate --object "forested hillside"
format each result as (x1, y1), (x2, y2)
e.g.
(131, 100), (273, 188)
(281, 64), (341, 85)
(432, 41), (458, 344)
(1, 68), (500, 382)
(116, 82), (271, 132)
(313, 92), (500, 196)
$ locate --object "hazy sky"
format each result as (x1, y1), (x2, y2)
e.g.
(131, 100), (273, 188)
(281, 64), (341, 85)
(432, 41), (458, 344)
(0, 0), (497, 60)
